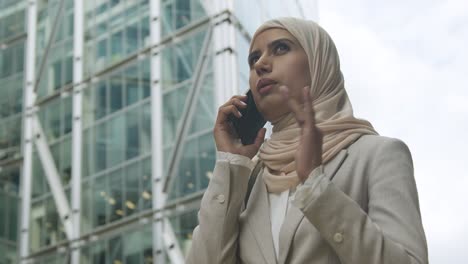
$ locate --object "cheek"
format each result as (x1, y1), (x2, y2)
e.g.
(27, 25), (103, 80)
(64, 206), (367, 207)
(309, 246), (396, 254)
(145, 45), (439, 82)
(283, 57), (310, 91)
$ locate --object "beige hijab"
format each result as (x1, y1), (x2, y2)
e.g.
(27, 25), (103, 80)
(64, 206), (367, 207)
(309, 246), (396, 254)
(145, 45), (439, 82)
(250, 17), (379, 193)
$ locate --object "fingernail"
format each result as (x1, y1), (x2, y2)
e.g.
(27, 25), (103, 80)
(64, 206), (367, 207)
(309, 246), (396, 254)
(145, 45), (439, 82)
(240, 101), (247, 106)
(238, 111), (242, 117)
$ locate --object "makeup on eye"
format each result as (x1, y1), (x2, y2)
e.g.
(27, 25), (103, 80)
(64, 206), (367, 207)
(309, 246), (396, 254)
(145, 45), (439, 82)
(248, 38), (295, 67)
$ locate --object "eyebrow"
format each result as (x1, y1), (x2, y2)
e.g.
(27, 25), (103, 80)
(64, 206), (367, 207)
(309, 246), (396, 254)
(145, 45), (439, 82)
(248, 38), (296, 63)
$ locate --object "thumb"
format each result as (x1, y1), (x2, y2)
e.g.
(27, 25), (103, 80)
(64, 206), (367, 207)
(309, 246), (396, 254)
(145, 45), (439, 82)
(253, 128), (266, 149)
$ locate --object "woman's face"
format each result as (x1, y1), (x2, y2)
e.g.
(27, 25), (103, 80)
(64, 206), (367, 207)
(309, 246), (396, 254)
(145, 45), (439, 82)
(248, 28), (311, 121)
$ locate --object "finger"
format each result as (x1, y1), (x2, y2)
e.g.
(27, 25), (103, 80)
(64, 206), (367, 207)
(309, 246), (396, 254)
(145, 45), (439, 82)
(302, 86), (316, 125)
(280, 86), (306, 125)
(220, 96), (248, 110)
(251, 128), (266, 149)
(232, 98), (248, 109)
(216, 105), (242, 124)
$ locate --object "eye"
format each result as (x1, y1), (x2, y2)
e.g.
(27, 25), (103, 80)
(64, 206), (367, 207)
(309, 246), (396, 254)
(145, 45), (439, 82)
(274, 42), (290, 54)
(248, 55), (260, 67)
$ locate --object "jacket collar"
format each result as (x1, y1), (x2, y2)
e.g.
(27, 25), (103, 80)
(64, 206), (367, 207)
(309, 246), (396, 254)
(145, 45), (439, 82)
(277, 149), (348, 263)
(244, 166), (278, 264)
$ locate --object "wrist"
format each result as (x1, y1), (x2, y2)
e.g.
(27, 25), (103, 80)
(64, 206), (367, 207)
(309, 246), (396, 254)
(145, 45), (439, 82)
(300, 164), (323, 183)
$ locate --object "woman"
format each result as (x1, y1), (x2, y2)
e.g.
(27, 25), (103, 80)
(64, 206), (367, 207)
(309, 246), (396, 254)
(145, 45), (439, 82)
(187, 17), (428, 264)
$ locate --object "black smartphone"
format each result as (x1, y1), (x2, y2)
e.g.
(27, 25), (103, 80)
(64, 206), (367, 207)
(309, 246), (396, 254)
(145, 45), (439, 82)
(228, 90), (266, 145)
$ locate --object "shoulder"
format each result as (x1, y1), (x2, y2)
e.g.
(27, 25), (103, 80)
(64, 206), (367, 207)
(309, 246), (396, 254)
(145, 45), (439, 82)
(349, 135), (410, 152)
(347, 135), (412, 163)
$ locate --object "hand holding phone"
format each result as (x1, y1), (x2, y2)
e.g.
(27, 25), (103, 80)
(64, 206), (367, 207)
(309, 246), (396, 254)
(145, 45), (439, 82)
(213, 91), (266, 159)
(228, 90), (266, 145)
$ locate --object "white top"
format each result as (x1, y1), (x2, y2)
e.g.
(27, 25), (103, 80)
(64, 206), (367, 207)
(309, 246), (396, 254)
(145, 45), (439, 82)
(216, 151), (327, 260)
(268, 189), (291, 258)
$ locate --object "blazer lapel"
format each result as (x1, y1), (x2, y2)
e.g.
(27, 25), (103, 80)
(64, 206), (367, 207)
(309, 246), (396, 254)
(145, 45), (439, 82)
(245, 168), (278, 264)
(323, 149), (348, 182)
(278, 201), (304, 264)
(277, 149), (349, 264)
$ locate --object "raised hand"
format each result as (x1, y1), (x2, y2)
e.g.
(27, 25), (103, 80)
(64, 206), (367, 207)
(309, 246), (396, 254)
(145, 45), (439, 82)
(280, 86), (323, 182)
(213, 95), (266, 159)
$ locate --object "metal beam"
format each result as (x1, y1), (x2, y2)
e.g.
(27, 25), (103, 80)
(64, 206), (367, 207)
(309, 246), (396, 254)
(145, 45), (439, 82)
(32, 115), (73, 239)
(162, 219), (185, 263)
(71, 0), (84, 263)
(149, 0), (165, 263)
(19, 0), (37, 262)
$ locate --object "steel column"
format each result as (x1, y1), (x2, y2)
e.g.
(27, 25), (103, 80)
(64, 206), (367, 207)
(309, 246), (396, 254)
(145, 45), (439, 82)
(71, 0), (84, 262)
(149, 0), (166, 263)
(19, 0), (37, 262)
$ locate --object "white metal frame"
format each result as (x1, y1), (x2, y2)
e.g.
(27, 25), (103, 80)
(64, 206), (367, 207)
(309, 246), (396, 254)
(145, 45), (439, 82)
(19, 0), (37, 262)
(149, 0), (167, 263)
(211, 0), (239, 107)
(71, 0), (84, 263)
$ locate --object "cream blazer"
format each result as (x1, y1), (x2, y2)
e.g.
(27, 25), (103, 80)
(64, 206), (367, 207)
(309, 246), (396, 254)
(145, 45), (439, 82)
(186, 135), (428, 264)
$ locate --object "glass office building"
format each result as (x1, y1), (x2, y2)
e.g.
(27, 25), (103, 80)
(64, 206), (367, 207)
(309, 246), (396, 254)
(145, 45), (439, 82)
(0, 0), (317, 263)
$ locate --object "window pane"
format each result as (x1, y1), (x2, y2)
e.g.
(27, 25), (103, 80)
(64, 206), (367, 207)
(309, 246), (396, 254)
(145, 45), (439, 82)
(124, 65), (139, 106)
(141, 58), (150, 98)
(60, 137), (72, 185)
(125, 22), (138, 55)
(175, 0), (190, 29)
(110, 75), (123, 113)
(46, 100), (62, 140)
(141, 157), (151, 210)
(197, 132), (215, 190)
(93, 176), (108, 227)
(111, 31), (123, 62)
(163, 85), (189, 145)
(126, 107), (140, 159)
(123, 230), (142, 263)
(91, 240), (107, 263)
(107, 114), (125, 168)
(140, 16), (150, 47)
(0, 193), (5, 238)
(63, 96), (73, 135)
(109, 236), (123, 264)
(125, 161), (140, 216)
(108, 169), (123, 222)
(178, 139), (197, 196)
(141, 103), (151, 154)
(95, 122), (107, 172)
(169, 210), (198, 256)
(96, 38), (107, 71)
(81, 181), (92, 233)
(95, 80), (108, 120)
(161, 2), (173, 37)
(64, 56), (73, 85)
(52, 60), (62, 90)
(82, 128), (92, 177)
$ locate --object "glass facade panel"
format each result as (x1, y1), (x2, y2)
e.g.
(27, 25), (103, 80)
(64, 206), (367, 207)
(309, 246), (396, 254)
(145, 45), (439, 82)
(83, 0), (150, 75)
(0, 8), (25, 42)
(36, 0), (74, 99)
(161, 0), (206, 37)
(169, 210), (198, 255)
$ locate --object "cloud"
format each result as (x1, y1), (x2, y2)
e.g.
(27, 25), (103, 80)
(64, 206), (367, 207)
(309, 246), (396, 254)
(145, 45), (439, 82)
(317, 1), (468, 263)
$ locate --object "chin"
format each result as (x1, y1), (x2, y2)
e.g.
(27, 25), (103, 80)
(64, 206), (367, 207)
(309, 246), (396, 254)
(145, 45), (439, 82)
(258, 103), (288, 122)
(254, 92), (288, 120)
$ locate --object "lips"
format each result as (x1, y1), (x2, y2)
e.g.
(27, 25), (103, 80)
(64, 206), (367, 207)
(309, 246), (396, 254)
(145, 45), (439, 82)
(256, 78), (277, 94)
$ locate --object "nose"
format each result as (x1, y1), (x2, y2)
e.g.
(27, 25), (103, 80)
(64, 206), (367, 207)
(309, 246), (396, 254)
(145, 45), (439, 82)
(254, 55), (272, 76)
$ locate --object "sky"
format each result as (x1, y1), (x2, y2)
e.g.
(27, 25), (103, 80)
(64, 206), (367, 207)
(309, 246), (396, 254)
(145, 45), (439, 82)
(310, 0), (468, 262)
